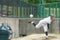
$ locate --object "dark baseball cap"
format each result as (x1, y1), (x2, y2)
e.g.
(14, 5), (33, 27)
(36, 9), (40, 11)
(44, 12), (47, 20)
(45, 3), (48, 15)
(50, 14), (54, 16)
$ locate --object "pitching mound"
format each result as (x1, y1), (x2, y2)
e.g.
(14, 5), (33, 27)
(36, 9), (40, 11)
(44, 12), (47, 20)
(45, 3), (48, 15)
(42, 36), (56, 40)
(12, 34), (60, 40)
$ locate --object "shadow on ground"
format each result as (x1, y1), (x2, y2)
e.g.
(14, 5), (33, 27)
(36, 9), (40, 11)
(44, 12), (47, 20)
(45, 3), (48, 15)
(42, 36), (57, 40)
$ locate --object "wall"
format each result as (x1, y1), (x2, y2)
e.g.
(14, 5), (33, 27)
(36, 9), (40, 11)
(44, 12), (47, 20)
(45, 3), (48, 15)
(0, 17), (19, 38)
(19, 18), (60, 36)
(0, 17), (60, 38)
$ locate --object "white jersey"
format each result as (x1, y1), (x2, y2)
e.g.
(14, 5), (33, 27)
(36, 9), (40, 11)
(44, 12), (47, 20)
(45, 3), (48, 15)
(40, 16), (52, 24)
(35, 16), (52, 32)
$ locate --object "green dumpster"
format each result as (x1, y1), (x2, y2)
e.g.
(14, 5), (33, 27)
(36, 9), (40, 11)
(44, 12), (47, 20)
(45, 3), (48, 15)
(0, 30), (9, 40)
(0, 23), (12, 40)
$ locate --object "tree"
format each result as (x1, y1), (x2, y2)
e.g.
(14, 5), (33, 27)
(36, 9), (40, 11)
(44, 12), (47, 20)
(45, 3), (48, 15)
(45, 0), (60, 3)
(28, 0), (39, 4)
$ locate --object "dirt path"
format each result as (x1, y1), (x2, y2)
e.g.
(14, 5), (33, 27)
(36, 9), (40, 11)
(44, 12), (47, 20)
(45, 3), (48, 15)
(12, 34), (60, 40)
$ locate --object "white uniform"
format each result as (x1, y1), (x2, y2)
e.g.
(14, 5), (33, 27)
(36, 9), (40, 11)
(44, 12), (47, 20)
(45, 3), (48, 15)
(35, 16), (52, 32)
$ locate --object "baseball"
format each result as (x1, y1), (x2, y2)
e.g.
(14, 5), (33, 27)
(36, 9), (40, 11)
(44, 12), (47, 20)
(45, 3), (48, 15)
(30, 14), (33, 18)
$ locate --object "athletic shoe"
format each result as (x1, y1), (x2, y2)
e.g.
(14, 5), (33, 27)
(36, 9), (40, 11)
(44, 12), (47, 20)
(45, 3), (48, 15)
(46, 36), (48, 39)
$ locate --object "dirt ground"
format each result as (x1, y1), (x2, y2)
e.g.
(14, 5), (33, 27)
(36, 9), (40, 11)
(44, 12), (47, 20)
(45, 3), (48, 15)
(12, 34), (60, 40)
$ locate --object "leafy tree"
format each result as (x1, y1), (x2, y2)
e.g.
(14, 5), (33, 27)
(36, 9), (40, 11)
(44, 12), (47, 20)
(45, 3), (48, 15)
(28, 0), (39, 4)
(28, 0), (60, 4)
(45, 0), (60, 3)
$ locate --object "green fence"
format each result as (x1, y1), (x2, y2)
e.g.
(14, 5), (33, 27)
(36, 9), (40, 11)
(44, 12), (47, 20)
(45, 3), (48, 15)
(0, 0), (37, 18)
(38, 2), (60, 18)
(0, 0), (60, 18)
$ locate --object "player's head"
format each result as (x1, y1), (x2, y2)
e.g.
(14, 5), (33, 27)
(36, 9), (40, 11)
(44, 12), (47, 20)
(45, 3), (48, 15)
(50, 14), (54, 21)
(50, 14), (54, 16)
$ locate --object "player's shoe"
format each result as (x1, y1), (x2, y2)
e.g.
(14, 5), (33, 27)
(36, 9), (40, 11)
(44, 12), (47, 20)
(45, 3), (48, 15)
(46, 36), (48, 39)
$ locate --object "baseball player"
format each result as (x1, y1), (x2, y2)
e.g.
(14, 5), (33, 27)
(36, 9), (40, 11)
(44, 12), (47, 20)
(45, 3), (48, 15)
(29, 14), (54, 39)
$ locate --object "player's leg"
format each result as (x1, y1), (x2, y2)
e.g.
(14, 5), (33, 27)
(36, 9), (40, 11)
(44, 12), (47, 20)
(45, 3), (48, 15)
(43, 24), (48, 39)
(35, 22), (42, 29)
(29, 21), (42, 29)
(45, 32), (48, 39)
(29, 21), (37, 26)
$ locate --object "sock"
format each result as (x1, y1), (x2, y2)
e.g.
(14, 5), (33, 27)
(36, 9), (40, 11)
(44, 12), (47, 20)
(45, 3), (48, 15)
(32, 23), (36, 26)
(45, 32), (48, 36)
(31, 22), (36, 26)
